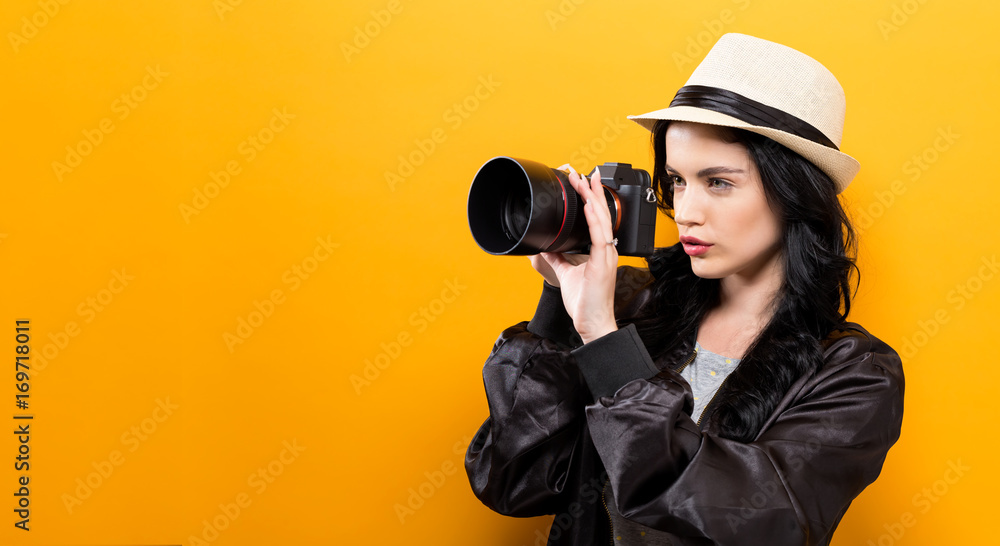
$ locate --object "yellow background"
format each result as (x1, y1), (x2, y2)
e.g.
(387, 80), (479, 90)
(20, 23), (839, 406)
(1, 0), (996, 544)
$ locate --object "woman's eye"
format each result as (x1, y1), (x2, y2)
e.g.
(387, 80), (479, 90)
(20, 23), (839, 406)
(708, 178), (732, 189)
(670, 175), (685, 186)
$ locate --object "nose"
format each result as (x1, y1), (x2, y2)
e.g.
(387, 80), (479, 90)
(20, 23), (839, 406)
(673, 185), (706, 228)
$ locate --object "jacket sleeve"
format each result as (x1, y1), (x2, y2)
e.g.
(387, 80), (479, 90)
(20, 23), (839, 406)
(465, 267), (656, 517)
(574, 327), (905, 545)
(463, 280), (588, 516)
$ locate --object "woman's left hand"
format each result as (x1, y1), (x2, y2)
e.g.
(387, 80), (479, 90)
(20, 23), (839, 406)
(541, 164), (619, 344)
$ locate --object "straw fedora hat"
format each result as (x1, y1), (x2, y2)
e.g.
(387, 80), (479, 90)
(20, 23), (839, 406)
(628, 33), (859, 193)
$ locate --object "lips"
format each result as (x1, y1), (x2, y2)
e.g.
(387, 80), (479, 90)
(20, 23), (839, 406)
(680, 235), (710, 246)
(679, 235), (712, 257)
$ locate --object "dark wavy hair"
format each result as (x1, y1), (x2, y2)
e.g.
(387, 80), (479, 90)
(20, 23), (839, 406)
(629, 120), (858, 443)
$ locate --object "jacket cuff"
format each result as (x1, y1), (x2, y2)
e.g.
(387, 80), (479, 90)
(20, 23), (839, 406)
(526, 281), (581, 347)
(572, 323), (660, 400)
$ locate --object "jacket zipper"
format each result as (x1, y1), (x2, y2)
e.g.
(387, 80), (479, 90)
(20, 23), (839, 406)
(696, 353), (740, 428)
(672, 344), (731, 428)
(673, 347), (697, 374)
(601, 477), (614, 545)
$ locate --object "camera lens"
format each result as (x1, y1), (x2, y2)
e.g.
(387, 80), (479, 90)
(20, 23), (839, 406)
(468, 157), (590, 255)
(500, 191), (530, 242)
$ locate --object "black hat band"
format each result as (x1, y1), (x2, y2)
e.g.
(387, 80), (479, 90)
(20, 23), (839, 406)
(668, 85), (839, 151)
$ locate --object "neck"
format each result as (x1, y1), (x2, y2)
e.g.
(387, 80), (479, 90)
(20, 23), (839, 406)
(716, 252), (784, 328)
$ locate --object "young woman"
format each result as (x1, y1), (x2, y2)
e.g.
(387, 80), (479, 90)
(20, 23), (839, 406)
(465, 34), (904, 545)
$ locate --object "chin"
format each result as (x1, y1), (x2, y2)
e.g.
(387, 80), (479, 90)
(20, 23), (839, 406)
(688, 258), (727, 280)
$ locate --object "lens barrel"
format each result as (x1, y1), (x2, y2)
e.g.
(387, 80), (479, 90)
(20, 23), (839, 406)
(468, 157), (610, 255)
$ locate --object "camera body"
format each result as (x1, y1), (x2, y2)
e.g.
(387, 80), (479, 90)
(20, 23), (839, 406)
(581, 162), (657, 256)
(467, 156), (657, 257)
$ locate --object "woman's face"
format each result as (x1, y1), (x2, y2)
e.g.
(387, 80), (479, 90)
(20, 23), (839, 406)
(665, 122), (783, 284)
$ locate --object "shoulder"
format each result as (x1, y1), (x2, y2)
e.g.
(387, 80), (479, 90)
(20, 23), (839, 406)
(817, 322), (905, 396)
(822, 323), (900, 367)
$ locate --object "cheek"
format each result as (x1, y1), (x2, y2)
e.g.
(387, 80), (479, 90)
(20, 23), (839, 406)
(727, 203), (781, 250)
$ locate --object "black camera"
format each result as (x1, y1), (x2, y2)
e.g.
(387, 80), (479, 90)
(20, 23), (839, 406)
(467, 156), (657, 256)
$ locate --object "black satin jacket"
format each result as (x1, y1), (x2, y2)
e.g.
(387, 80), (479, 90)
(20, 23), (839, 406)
(465, 266), (904, 545)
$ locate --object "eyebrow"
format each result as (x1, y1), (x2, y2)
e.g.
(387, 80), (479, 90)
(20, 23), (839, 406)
(664, 164), (746, 178)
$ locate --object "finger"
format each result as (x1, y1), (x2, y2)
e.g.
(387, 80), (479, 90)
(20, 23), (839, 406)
(544, 250), (590, 268)
(551, 253), (592, 281)
(589, 169), (617, 254)
(562, 164), (613, 256)
(566, 166), (591, 198)
(587, 168), (611, 229)
(565, 167), (610, 259)
(569, 167), (599, 205)
(540, 251), (567, 271)
(588, 169), (619, 263)
(581, 197), (610, 263)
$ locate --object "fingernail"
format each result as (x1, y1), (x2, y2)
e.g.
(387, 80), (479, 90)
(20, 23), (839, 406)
(592, 166), (601, 179)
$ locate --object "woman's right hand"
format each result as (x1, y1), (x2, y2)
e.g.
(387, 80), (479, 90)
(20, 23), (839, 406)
(526, 165), (619, 344)
(527, 163), (594, 288)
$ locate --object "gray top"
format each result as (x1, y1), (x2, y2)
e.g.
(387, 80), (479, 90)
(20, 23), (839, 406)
(603, 343), (741, 544)
(681, 342), (741, 424)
